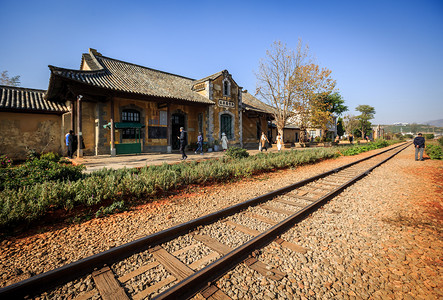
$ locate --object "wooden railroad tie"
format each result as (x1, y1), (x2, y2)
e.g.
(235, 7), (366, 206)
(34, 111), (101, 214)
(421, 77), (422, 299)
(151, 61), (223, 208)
(144, 245), (229, 300)
(193, 234), (289, 279)
(92, 266), (129, 300)
(260, 204), (295, 215)
(223, 220), (308, 254)
(275, 198), (306, 208)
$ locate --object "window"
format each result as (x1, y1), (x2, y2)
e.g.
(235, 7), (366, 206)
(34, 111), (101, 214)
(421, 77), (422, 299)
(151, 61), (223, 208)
(221, 114), (233, 139)
(223, 79), (230, 97)
(159, 111), (167, 126)
(122, 109), (140, 139)
(122, 110), (140, 122)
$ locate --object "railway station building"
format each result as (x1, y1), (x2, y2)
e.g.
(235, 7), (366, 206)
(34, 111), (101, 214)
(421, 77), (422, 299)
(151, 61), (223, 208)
(1, 48), (275, 159)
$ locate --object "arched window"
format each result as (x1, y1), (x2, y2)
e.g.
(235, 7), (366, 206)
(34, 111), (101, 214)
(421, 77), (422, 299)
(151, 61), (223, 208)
(223, 79), (230, 97)
(220, 113), (233, 139)
(122, 109), (140, 139)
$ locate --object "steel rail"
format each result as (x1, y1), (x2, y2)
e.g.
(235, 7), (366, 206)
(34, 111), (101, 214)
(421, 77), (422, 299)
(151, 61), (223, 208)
(0, 142), (409, 298)
(154, 142), (411, 299)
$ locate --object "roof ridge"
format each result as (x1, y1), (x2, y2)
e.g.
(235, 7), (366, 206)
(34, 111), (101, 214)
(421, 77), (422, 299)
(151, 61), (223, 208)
(96, 54), (197, 81)
(81, 52), (104, 71)
(0, 85), (46, 93)
(48, 65), (106, 74)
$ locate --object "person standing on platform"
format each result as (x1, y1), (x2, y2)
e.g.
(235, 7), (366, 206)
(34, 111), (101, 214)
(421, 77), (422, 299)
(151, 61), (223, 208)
(179, 127), (188, 160)
(221, 132), (229, 151)
(195, 132), (204, 155)
(413, 133), (425, 161)
(276, 133), (283, 151)
(260, 132), (270, 152)
(67, 130), (77, 159)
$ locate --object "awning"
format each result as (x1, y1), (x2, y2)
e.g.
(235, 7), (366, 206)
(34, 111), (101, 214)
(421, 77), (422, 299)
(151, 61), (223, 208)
(103, 122), (145, 129)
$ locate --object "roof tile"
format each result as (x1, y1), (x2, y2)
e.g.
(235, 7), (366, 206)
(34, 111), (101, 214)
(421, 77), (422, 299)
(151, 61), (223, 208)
(0, 85), (68, 114)
(48, 53), (214, 105)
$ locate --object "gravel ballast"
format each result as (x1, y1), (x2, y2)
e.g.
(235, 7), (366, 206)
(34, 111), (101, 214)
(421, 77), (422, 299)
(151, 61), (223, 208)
(0, 145), (441, 299)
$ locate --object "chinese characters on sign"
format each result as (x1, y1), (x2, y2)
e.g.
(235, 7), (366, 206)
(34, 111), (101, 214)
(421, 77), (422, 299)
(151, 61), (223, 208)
(218, 100), (234, 108)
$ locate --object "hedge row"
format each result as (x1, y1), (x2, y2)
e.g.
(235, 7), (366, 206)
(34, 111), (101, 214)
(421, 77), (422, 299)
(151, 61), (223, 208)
(0, 141), (399, 230)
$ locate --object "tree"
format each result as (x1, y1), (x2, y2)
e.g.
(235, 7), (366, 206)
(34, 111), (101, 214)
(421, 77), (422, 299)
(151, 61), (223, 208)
(310, 92), (347, 141)
(324, 92), (348, 116)
(343, 114), (359, 136)
(410, 123), (419, 134)
(292, 63), (336, 142)
(336, 117), (345, 137)
(0, 70), (21, 87)
(309, 93), (333, 142)
(256, 40), (310, 141)
(355, 105), (375, 138)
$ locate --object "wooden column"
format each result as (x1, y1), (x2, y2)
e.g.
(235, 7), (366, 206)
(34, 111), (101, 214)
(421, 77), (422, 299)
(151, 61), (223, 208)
(167, 103), (172, 153)
(77, 95), (83, 158)
(110, 97), (116, 156)
(70, 101), (75, 131)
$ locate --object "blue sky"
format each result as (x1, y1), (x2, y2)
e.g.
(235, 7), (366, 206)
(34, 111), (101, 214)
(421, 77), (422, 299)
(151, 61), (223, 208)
(1, 0), (442, 125)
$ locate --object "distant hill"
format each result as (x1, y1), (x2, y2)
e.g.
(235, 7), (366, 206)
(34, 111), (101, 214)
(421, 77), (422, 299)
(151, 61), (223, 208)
(382, 123), (443, 135)
(426, 119), (443, 127)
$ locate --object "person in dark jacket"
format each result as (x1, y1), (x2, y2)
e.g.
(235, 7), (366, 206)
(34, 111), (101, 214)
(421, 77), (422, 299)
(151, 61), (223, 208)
(178, 127), (188, 160)
(67, 130), (77, 159)
(413, 133), (425, 161)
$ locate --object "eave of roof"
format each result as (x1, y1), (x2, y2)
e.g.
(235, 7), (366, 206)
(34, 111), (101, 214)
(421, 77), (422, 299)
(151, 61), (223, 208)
(241, 91), (276, 115)
(0, 85), (68, 114)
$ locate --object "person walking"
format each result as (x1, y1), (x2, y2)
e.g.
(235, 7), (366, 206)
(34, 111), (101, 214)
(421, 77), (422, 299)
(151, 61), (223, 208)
(178, 127), (188, 160)
(413, 133), (425, 161)
(221, 132), (229, 151)
(65, 130), (71, 158)
(260, 132), (270, 152)
(195, 132), (204, 155)
(276, 133), (283, 151)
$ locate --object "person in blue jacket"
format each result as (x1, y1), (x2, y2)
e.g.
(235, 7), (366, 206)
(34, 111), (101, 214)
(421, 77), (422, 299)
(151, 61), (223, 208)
(195, 132), (204, 155)
(413, 133), (425, 161)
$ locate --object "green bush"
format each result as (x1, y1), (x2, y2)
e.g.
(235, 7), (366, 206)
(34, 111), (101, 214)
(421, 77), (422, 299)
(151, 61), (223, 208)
(40, 152), (62, 162)
(225, 147), (250, 159)
(424, 134), (434, 140)
(0, 157), (84, 191)
(339, 139), (391, 156)
(438, 136), (443, 147)
(426, 144), (443, 160)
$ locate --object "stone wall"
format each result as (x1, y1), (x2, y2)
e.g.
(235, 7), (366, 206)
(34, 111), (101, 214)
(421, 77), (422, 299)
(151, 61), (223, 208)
(0, 112), (63, 160)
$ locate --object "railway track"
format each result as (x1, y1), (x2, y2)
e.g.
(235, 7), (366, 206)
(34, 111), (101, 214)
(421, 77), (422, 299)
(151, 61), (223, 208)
(0, 142), (411, 300)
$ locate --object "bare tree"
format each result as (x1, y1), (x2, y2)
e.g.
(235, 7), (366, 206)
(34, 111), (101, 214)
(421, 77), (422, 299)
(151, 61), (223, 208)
(0, 70), (21, 87)
(256, 40), (310, 141)
(343, 114), (359, 136)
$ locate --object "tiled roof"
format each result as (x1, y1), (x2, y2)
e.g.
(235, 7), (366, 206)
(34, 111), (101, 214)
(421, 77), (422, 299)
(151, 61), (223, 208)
(241, 91), (276, 115)
(47, 50), (214, 105)
(0, 85), (68, 114)
(192, 71), (223, 86)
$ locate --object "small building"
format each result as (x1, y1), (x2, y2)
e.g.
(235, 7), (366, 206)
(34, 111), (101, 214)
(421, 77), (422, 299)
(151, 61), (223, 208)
(0, 85), (68, 159)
